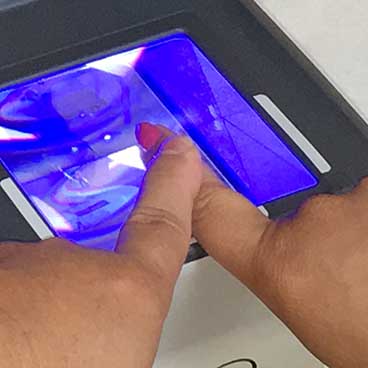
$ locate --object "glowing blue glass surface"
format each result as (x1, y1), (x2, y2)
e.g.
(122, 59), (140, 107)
(0, 33), (317, 250)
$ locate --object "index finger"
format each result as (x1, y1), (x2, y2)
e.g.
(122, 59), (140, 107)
(117, 128), (202, 295)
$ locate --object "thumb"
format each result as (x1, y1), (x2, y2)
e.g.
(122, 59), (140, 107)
(117, 124), (202, 292)
(134, 122), (271, 288)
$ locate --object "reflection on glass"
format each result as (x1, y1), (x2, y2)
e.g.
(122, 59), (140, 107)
(0, 34), (317, 250)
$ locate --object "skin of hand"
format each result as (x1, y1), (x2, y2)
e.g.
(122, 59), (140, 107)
(140, 122), (368, 368)
(0, 132), (202, 368)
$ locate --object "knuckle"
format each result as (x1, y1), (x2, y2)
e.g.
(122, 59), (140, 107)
(157, 138), (200, 164)
(253, 223), (314, 310)
(128, 206), (188, 238)
(40, 238), (78, 250)
(299, 193), (345, 217)
(358, 176), (368, 188)
(351, 176), (368, 195)
(113, 269), (170, 317)
(139, 276), (170, 312)
(163, 136), (198, 156)
(251, 224), (296, 303)
(305, 193), (335, 209)
(0, 244), (17, 265)
(194, 183), (234, 223)
(38, 238), (77, 257)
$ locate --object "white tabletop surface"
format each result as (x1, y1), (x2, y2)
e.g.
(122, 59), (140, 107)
(155, 1), (367, 367)
(255, 0), (368, 122)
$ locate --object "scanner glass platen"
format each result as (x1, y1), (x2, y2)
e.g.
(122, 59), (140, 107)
(0, 34), (317, 250)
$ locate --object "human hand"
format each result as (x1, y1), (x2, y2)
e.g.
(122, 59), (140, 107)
(140, 122), (368, 368)
(0, 133), (202, 368)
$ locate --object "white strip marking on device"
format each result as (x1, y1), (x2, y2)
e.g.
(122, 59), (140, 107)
(254, 94), (332, 174)
(0, 177), (53, 240)
(258, 205), (269, 217)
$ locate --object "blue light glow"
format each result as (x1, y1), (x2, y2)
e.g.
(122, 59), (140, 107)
(0, 33), (317, 250)
(104, 134), (112, 141)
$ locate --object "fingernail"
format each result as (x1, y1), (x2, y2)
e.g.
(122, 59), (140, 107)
(162, 136), (193, 155)
(135, 122), (163, 150)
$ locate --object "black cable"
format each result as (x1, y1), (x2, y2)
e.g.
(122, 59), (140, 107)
(217, 358), (258, 368)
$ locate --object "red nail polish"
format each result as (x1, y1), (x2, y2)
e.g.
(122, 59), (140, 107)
(135, 122), (162, 150)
